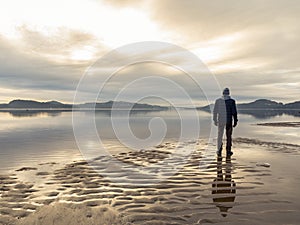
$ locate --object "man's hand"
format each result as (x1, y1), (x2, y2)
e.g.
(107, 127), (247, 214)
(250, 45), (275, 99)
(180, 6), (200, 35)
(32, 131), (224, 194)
(214, 121), (218, 126)
(233, 121), (238, 127)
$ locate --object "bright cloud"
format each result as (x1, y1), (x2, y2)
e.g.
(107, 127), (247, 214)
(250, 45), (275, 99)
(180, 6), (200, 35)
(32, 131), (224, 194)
(0, 0), (299, 103)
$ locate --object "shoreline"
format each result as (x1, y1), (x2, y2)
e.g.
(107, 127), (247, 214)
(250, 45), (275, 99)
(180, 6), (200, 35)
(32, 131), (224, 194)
(256, 121), (300, 127)
(1, 138), (299, 224)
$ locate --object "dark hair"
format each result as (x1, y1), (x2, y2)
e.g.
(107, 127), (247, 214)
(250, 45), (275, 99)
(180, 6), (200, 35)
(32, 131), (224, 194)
(223, 88), (230, 95)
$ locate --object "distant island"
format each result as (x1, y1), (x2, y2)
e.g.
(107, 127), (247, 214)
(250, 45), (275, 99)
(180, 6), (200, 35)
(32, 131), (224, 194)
(198, 99), (300, 111)
(0, 99), (168, 111)
(198, 99), (300, 118)
(0, 99), (299, 118)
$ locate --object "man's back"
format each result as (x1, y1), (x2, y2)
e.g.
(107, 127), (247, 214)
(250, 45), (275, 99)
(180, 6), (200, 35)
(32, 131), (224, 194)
(213, 97), (237, 125)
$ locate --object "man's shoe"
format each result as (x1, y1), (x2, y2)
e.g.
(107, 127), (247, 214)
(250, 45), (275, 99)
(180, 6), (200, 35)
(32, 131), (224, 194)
(227, 151), (233, 157)
(216, 151), (222, 157)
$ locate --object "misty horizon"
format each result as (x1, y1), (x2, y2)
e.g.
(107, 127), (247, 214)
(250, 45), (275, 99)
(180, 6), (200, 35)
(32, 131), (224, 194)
(0, 98), (299, 108)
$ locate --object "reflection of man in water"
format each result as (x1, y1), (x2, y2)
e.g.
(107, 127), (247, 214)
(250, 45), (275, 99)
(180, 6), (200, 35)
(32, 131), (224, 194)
(212, 156), (236, 217)
(213, 88), (238, 157)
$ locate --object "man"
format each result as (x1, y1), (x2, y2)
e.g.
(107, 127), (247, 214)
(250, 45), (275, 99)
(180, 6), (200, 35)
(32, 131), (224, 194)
(213, 88), (238, 157)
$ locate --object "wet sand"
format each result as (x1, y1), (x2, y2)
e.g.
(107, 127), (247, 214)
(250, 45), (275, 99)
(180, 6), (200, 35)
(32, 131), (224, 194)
(1, 139), (300, 225)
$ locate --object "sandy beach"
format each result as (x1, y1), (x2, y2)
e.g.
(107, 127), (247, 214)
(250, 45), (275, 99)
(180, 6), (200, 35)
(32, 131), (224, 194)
(1, 138), (299, 225)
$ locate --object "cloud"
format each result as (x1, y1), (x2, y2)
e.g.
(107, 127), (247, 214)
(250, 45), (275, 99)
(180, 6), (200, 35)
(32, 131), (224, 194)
(1, 0), (300, 104)
(101, 0), (143, 7)
(0, 28), (109, 102)
(137, 0), (300, 102)
(16, 26), (106, 62)
(149, 0), (299, 40)
(72, 43), (217, 106)
(99, 0), (300, 102)
(146, 1), (300, 66)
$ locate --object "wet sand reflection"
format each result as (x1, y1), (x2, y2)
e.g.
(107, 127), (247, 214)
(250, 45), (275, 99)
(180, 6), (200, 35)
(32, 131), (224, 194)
(212, 156), (236, 217)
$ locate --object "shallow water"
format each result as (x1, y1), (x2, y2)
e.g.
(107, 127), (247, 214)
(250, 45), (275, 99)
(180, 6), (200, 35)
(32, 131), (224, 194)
(0, 110), (299, 172)
(0, 140), (299, 224)
(0, 109), (300, 224)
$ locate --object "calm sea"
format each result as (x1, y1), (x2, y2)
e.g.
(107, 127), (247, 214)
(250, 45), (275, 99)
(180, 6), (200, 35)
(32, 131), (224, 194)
(0, 110), (299, 171)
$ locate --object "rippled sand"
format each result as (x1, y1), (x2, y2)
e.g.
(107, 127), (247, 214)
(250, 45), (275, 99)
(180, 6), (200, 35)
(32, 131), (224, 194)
(0, 139), (299, 225)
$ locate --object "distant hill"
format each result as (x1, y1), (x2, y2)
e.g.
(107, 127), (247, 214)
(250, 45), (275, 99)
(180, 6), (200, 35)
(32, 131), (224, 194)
(197, 99), (300, 118)
(237, 99), (284, 109)
(1, 100), (72, 109)
(284, 101), (300, 109)
(1, 99), (299, 115)
(0, 99), (168, 110)
(77, 100), (167, 110)
(198, 99), (300, 111)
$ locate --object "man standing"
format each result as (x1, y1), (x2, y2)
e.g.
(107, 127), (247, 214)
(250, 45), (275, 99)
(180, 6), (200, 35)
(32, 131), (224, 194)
(213, 88), (238, 157)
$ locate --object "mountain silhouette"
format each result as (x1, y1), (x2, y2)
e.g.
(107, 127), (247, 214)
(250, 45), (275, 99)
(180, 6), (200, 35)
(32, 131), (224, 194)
(0, 99), (299, 118)
(0, 99), (168, 110)
(198, 99), (300, 118)
(4, 100), (72, 109)
(238, 99), (284, 109)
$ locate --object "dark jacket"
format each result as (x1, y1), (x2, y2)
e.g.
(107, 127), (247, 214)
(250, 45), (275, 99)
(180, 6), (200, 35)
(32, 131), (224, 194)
(213, 97), (238, 125)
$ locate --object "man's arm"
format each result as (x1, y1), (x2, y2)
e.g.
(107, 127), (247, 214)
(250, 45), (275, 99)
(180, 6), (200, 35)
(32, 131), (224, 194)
(213, 100), (218, 126)
(232, 100), (238, 127)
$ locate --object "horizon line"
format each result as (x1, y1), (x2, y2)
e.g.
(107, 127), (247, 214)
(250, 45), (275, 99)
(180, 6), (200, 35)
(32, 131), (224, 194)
(0, 98), (299, 107)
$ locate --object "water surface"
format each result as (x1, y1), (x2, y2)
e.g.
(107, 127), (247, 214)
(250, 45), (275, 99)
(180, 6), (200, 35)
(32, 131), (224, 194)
(0, 110), (299, 171)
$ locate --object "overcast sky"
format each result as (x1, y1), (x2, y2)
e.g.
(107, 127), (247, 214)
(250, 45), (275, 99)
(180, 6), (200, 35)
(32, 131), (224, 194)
(0, 0), (299, 105)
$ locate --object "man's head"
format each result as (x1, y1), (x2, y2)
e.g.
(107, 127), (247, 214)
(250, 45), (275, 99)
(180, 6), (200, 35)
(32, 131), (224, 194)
(223, 88), (230, 96)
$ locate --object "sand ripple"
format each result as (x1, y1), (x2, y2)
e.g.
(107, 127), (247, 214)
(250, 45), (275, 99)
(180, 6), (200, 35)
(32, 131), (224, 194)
(1, 139), (298, 224)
